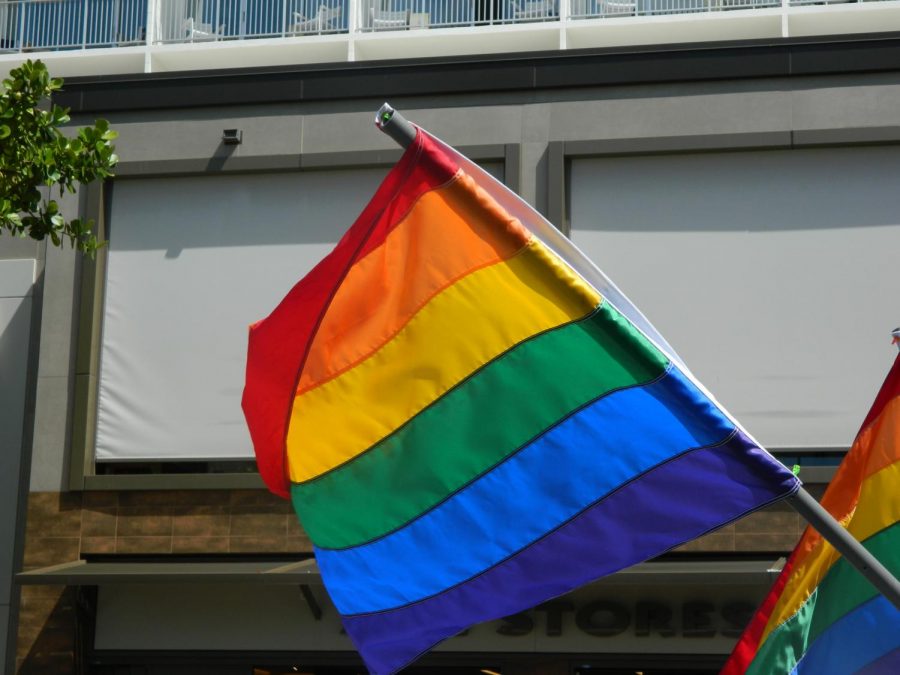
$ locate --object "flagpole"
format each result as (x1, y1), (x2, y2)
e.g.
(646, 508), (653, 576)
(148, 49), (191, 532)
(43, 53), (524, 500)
(374, 103), (900, 611)
(787, 488), (900, 608)
(376, 103), (416, 149)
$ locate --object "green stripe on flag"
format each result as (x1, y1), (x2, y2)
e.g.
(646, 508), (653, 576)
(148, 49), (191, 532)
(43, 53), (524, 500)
(292, 301), (668, 549)
(808, 521), (899, 644)
(746, 522), (900, 675)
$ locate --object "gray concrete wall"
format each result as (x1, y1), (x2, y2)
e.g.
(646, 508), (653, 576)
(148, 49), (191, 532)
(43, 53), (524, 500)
(8, 54), (897, 671)
(73, 71), (900, 207)
(28, 242), (80, 492)
(0, 250), (37, 675)
(7, 190), (78, 494)
(41, 69), (900, 486)
(51, 70), (900, 482)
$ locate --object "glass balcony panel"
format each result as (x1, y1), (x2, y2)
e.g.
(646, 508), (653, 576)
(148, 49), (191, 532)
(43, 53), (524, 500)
(0, 1), (23, 50)
(359, 0), (560, 32)
(285, 0), (347, 36)
(157, 0), (348, 42)
(0, 0), (146, 51)
(790, 0), (855, 5)
(572, 0), (780, 17)
(0, 0), (887, 53)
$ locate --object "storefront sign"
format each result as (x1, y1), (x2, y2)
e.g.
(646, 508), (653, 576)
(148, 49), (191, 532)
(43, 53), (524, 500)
(97, 582), (767, 654)
(490, 598), (755, 639)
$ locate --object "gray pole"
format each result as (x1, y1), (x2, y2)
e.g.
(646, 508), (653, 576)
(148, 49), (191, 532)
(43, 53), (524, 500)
(788, 331), (900, 609)
(374, 103), (900, 611)
(788, 488), (900, 609)
(375, 103), (417, 149)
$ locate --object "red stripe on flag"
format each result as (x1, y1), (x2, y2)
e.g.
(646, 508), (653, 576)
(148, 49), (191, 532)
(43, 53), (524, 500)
(242, 131), (458, 497)
(721, 550), (797, 675)
(858, 353), (900, 437)
(722, 354), (900, 673)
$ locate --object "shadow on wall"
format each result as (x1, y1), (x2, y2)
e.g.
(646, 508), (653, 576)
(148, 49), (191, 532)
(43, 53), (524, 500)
(108, 168), (387, 257)
(572, 145), (900, 233)
(16, 586), (78, 675)
(0, 294), (32, 456)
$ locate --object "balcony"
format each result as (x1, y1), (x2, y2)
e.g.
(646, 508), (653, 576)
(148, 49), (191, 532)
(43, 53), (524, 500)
(1, 0), (899, 76)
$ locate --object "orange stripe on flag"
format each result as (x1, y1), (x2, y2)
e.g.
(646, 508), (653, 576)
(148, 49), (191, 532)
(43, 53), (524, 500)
(296, 172), (532, 396)
(723, 354), (900, 673)
(758, 393), (900, 644)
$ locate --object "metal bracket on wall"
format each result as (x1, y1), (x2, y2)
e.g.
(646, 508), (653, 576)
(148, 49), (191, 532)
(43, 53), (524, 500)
(299, 584), (322, 621)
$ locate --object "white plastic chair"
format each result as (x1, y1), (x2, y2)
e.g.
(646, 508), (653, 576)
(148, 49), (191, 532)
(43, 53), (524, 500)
(291, 11), (317, 33)
(370, 7), (408, 30)
(317, 5), (342, 31)
(599, 0), (636, 14)
(292, 5), (343, 34)
(511, 0), (556, 20)
(183, 17), (223, 41)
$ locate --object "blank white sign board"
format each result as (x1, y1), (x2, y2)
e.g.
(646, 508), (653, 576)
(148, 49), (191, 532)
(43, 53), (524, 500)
(570, 146), (900, 449)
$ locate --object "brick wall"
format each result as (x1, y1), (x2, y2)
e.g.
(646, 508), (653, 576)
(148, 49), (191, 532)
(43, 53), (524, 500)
(15, 488), (812, 674)
(17, 489), (312, 674)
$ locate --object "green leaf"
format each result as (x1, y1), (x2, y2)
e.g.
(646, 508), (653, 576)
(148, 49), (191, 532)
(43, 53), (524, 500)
(0, 60), (116, 254)
(52, 107), (70, 125)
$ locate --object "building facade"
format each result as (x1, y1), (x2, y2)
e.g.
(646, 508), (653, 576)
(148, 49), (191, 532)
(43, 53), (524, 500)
(3, 4), (900, 674)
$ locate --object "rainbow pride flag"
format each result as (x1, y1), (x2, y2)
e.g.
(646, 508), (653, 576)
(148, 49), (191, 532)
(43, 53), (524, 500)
(242, 128), (800, 674)
(723, 355), (900, 675)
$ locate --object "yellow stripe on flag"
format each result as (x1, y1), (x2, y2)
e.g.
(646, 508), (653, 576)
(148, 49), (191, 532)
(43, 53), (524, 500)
(286, 238), (600, 483)
(760, 458), (900, 642)
(297, 174), (532, 396)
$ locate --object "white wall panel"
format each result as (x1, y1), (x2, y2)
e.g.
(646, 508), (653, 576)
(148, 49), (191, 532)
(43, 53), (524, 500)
(97, 169), (386, 461)
(0, 258), (33, 673)
(571, 146), (900, 449)
(1, 292), (31, 598)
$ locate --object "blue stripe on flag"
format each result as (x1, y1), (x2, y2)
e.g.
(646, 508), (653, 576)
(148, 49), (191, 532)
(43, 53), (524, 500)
(316, 365), (735, 615)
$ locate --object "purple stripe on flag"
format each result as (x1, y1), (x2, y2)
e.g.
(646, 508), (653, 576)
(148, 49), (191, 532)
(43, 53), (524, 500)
(342, 430), (798, 675)
(792, 596), (900, 675)
(856, 648), (900, 675)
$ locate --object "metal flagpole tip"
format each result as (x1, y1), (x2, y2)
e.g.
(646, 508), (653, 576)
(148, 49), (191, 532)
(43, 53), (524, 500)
(375, 103), (396, 130)
(892, 327), (900, 350)
(375, 102), (417, 150)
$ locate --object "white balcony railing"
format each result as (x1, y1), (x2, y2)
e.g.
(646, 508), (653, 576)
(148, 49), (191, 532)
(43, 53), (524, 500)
(0, 0), (146, 51)
(570, 0), (780, 17)
(156, 0), (350, 43)
(0, 0), (889, 53)
(361, 0), (559, 31)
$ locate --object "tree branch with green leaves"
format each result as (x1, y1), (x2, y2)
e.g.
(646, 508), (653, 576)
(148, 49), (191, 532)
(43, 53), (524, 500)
(1, 59), (118, 255)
